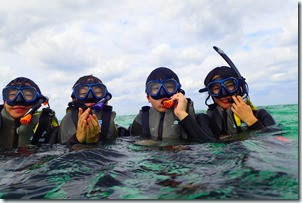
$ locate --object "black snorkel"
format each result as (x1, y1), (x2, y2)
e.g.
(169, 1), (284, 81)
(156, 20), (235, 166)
(199, 46), (249, 104)
(213, 46), (249, 102)
(20, 96), (48, 124)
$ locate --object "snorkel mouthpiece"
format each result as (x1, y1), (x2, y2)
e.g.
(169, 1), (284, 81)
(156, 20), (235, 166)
(92, 93), (112, 111)
(20, 114), (33, 124)
(228, 98), (234, 103)
(161, 98), (176, 109)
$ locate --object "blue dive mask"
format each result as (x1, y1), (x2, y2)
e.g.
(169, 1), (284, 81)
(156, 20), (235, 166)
(3, 86), (40, 106)
(146, 79), (180, 100)
(206, 77), (239, 98)
(72, 83), (108, 103)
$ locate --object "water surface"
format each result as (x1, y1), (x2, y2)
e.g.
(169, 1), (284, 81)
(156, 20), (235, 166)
(0, 104), (298, 200)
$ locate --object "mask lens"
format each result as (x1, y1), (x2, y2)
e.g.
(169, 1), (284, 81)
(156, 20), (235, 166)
(223, 78), (237, 92)
(21, 88), (37, 101)
(163, 80), (177, 94)
(146, 82), (161, 96)
(91, 85), (105, 98)
(208, 82), (221, 96)
(75, 85), (89, 99)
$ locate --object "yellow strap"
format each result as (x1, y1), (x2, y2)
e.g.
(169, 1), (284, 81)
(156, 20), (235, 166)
(51, 118), (59, 127)
(234, 114), (241, 127)
(33, 123), (39, 133)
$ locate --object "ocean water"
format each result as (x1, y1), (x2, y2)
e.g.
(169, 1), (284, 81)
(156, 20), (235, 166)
(0, 104), (298, 200)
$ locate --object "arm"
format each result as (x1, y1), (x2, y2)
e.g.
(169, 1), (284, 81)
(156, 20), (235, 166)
(231, 96), (276, 131)
(171, 93), (217, 143)
(178, 113), (217, 143)
(248, 109), (276, 131)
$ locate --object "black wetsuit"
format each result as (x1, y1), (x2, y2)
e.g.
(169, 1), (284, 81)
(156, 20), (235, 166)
(129, 99), (216, 143)
(196, 103), (276, 140)
(0, 106), (59, 148)
(58, 103), (118, 145)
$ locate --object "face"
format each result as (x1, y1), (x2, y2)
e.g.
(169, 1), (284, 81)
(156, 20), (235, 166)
(147, 95), (168, 113)
(4, 102), (32, 119)
(3, 82), (36, 119)
(211, 75), (235, 110)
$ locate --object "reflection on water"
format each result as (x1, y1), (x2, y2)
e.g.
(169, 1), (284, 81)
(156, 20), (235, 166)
(0, 104), (298, 199)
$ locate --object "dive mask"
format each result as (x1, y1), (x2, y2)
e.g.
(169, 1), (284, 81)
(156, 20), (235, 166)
(146, 79), (180, 100)
(206, 77), (239, 98)
(72, 83), (108, 103)
(3, 86), (40, 106)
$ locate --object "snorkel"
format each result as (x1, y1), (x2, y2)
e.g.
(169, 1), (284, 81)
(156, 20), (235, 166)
(20, 96), (48, 124)
(69, 92), (112, 113)
(162, 99), (175, 109)
(161, 89), (185, 109)
(199, 46), (249, 105)
(212, 46), (249, 102)
(92, 93), (112, 111)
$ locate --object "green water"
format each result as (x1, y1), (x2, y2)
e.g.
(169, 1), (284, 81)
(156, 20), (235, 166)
(0, 104), (299, 200)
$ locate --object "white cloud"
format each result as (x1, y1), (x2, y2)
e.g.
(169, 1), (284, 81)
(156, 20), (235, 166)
(0, 0), (297, 120)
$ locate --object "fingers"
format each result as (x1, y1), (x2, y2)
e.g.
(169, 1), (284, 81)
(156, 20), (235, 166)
(76, 108), (100, 143)
(86, 114), (101, 143)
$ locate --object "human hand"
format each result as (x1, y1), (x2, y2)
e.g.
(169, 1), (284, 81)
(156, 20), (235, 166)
(85, 113), (101, 143)
(230, 95), (257, 126)
(76, 108), (100, 144)
(171, 92), (188, 121)
(76, 107), (90, 143)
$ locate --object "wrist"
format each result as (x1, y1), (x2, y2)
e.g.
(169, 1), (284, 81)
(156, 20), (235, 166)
(245, 117), (258, 126)
(176, 111), (188, 121)
(75, 133), (86, 143)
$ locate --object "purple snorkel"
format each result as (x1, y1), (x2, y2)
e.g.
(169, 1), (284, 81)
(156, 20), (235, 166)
(92, 93), (112, 111)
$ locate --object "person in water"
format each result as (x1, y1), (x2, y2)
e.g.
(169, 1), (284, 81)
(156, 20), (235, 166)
(129, 67), (215, 143)
(58, 75), (118, 145)
(198, 66), (276, 140)
(0, 77), (59, 148)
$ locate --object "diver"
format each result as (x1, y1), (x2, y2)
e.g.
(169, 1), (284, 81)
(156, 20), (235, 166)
(129, 67), (215, 143)
(0, 77), (59, 148)
(197, 46), (276, 140)
(58, 75), (118, 146)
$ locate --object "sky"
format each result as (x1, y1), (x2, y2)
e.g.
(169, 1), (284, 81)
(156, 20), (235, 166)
(0, 0), (298, 120)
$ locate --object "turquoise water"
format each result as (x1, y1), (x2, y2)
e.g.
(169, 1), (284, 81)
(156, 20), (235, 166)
(0, 104), (298, 200)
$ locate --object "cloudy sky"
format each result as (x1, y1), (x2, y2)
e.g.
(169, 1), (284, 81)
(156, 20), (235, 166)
(0, 0), (298, 120)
